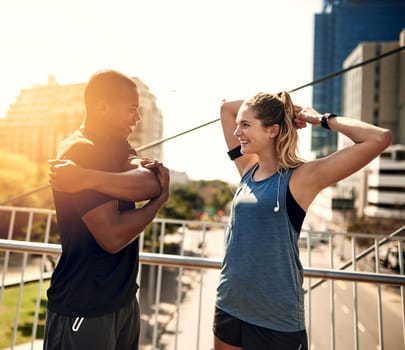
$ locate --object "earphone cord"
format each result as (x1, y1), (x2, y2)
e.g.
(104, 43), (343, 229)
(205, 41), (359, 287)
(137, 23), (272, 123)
(274, 171), (281, 213)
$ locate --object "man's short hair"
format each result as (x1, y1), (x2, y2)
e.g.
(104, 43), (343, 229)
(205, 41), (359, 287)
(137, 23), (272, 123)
(83, 69), (137, 109)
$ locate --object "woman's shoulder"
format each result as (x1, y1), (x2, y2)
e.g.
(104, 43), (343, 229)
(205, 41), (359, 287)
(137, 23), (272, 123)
(240, 163), (259, 181)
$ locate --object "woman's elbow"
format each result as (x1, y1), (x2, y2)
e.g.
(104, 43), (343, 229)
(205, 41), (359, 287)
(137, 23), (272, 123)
(378, 128), (393, 150)
(220, 100), (232, 120)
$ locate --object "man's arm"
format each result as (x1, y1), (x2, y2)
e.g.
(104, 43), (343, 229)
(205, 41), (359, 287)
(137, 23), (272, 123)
(82, 163), (170, 254)
(49, 159), (161, 202)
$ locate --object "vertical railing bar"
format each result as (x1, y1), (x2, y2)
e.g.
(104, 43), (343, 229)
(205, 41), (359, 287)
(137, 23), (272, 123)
(374, 239), (384, 350)
(352, 236), (359, 350)
(398, 239), (405, 349)
(195, 224), (207, 350)
(1, 209), (404, 350)
(0, 209), (16, 304)
(330, 235), (336, 350)
(306, 228), (313, 348)
(31, 212), (53, 349)
(145, 222), (158, 348)
(147, 223), (158, 320)
(12, 211), (33, 349)
(137, 229), (145, 298)
(174, 223), (186, 350)
(152, 221), (165, 350)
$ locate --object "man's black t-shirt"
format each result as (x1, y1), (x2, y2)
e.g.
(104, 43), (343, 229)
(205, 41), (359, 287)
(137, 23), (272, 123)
(47, 128), (140, 317)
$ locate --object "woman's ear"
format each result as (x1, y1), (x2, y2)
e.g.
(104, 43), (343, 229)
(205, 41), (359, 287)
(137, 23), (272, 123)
(268, 124), (280, 138)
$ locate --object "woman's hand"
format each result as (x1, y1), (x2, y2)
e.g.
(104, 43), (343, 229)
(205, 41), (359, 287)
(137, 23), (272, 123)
(295, 106), (323, 127)
(293, 105), (307, 129)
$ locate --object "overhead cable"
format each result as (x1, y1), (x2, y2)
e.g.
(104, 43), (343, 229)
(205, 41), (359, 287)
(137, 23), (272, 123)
(1, 45), (403, 203)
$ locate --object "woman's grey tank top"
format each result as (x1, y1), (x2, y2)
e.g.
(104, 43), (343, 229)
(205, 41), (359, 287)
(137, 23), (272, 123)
(216, 164), (305, 332)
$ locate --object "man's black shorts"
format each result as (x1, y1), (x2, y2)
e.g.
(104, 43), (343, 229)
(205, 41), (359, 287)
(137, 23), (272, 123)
(43, 298), (140, 350)
(213, 307), (308, 350)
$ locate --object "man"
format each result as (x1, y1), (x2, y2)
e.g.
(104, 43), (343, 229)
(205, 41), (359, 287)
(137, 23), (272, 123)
(44, 69), (169, 349)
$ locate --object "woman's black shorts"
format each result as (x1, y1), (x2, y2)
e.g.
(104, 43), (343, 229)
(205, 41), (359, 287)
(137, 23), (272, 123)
(213, 307), (308, 350)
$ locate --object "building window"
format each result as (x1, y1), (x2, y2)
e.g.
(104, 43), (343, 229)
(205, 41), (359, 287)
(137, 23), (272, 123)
(373, 107), (379, 126)
(395, 151), (405, 161)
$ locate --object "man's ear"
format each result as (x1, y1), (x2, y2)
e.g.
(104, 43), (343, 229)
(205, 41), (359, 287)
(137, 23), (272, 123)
(94, 99), (108, 114)
(268, 124), (280, 138)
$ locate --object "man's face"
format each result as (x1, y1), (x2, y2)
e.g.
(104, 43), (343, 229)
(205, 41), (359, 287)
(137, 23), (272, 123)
(103, 86), (140, 139)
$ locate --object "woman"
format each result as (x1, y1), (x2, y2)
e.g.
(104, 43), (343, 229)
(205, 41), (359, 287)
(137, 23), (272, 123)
(213, 91), (392, 350)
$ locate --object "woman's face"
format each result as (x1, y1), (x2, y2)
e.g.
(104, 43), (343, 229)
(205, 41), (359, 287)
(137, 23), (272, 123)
(234, 104), (274, 155)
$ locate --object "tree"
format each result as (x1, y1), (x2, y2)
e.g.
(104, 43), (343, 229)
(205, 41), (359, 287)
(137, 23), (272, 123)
(0, 151), (52, 208)
(0, 151), (53, 240)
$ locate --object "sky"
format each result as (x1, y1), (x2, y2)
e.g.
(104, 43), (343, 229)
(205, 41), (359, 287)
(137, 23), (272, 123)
(0, 0), (323, 184)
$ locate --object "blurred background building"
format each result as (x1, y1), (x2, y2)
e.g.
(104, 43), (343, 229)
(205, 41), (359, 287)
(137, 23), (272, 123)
(0, 75), (163, 162)
(311, 0), (405, 156)
(307, 29), (405, 229)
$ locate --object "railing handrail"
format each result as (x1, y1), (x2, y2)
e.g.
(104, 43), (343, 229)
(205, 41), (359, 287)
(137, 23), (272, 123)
(0, 205), (56, 214)
(1, 238), (405, 286)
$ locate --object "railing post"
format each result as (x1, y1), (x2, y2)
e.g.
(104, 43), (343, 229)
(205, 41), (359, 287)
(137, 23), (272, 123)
(1, 207), (405, 350)
(174, 223), (187, 350)
(329, 236), (336, 350)
(31, 212), (53, 348)
(12, 211), (34, 349)
(0, 209), (16, 304)
(351, 236), (359, 350)
(306, 230), (313, 348)
(151, 221), (166, 350)
(399, 239), (405, 349)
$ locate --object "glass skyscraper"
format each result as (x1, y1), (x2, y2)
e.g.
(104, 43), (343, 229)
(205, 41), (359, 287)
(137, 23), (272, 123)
(311, 0), (405, 155)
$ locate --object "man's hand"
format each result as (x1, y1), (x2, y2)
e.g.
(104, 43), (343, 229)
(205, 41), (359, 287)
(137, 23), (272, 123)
(153, 162), (170, 203)
(48, 159), (90, 192)
(140, 158), (160, 169)
(129, 157), (161, 171)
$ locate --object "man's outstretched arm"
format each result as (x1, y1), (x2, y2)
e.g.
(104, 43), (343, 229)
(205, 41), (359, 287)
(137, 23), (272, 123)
(49, 158), (161, 202)
(82, 163), (170, 254)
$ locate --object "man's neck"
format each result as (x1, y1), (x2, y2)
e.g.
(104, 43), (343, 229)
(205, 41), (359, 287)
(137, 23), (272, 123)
(82, 118), (106, 137)
(82, 119), (127, 143)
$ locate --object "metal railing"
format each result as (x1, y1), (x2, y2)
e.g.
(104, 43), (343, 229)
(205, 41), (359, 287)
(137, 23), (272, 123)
(0, 205), (404, 350)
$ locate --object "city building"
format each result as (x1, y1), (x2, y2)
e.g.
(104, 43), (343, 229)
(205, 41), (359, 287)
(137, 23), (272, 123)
(311, 0), (405, 156)
(365, 145), (405, 219)
(307, 30), (405, 228)
(0, 75), (163, 162)
(340, 30), (405, 220)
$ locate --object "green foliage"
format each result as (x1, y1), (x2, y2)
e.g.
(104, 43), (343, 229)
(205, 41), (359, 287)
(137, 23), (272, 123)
(160, 184), (203, 221)
(0, 151), (55, 240)
(0, 281), (49, 348)
(23, 216), (61, 244)
(195, 179), (235, 215)
(0, 151), (51, 208)
(142, 180), (235, 250)
(158, 180), (235, 222)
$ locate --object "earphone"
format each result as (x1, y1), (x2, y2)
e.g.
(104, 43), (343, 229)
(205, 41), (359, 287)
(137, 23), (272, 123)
(273, 172), (281, 213)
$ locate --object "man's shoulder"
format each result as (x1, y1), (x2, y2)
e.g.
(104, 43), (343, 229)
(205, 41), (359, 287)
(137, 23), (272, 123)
(57, 129), (95, 160)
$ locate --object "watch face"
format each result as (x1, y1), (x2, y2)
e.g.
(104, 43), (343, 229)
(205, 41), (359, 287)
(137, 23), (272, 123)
(320, 115), (330, 129)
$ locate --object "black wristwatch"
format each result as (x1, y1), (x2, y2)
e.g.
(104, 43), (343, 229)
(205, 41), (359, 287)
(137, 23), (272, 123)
(320, 113), (337, 130)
